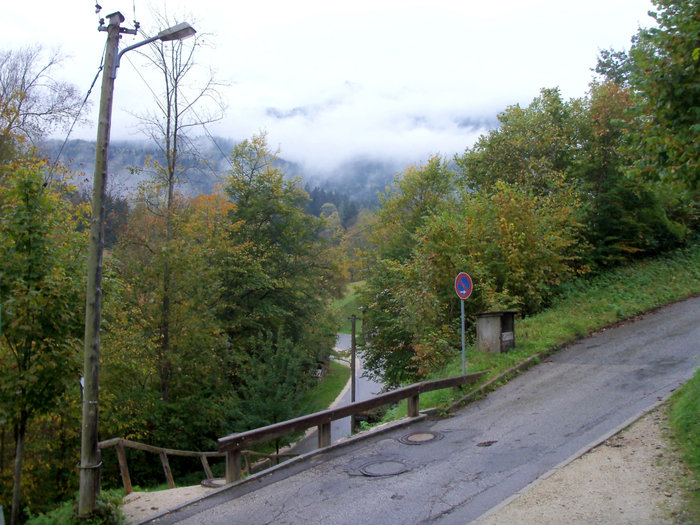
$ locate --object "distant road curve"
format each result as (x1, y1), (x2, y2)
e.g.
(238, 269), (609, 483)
(288, 333), (384, 455)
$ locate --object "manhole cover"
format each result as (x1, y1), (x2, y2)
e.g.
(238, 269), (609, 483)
(398, 431), (444, 445)
(359, 460), (410, 477)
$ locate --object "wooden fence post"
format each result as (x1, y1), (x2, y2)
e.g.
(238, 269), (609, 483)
(200, 456), (214, 480)
(159, 451), (175, 489)
(225, 449), (242, 483)
(115, 441), (133, 494)
(243, 452), (251, 476)
(317, 422), (331, 448)
(407, 394), (420, 417)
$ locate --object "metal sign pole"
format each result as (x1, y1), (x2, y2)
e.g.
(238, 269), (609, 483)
(350, 314), (357, 433)
(461, 298), (466, 375)
(455, 271), (473, 376)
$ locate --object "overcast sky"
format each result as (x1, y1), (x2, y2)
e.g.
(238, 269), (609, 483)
(3, 1), (654, 173)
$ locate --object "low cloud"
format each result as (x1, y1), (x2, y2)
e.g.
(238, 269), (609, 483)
(218, 80), (501, 173)
(19, 0), (654, 176)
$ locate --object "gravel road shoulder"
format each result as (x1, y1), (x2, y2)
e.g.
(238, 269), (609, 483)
(477, 405), (690, 524)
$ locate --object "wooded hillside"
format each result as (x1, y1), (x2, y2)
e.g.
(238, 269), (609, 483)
(0, 1), (697, 522)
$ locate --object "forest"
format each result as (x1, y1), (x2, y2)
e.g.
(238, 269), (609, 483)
(0, 0), (698, 522)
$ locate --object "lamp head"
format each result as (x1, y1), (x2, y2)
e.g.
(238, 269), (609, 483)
(157, 22), (196, 42)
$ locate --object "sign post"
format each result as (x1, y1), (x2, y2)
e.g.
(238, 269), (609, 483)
(349, 314), (357, 433)
(454, 272), (473, 374)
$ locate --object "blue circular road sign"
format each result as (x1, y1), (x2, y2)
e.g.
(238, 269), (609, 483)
(455, 272), (473, 300)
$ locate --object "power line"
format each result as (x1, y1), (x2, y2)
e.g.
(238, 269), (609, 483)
(46, 42), (107, 186)
(181, 96), (234, 173)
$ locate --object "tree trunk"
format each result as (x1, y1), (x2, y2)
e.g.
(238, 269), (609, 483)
(158, 161), (175, 403)
(10, 415), (27, 525)
(1, 426), (5, 474)
(159, 265), (171, 402)
(158, 133), (177, 403)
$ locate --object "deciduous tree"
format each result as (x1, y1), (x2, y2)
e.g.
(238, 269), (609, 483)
(360, 157), (456, 385)
(455, 88), (583, 196)
(0, 159), (86, 525)
(101, 190), (232, 451)
(361, 156), (586, 385)
(126, 12), (224, 403)
(575, 80), (686, 264)
(0, 46), (83, 165)
(627, 0), (699, 192)
(220, 133), (341, 410)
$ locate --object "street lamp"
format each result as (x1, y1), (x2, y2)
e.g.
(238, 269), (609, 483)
(116, 22), (196, 68)
(79, 12), (196, 517)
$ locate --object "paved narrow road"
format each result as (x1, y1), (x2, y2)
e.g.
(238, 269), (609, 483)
(148, 296), (700, 525)
(289, 334), (384, 455)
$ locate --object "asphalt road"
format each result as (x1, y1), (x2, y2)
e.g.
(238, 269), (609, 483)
(148, 296), (700, 525)
(290, 334), (385, 455)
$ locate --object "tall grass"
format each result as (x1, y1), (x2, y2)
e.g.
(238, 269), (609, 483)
(382, 242), (700, 419)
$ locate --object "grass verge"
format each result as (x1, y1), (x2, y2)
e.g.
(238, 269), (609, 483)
(335, 280), (365, 334)
(380, 242), (700, 422)
(26, 489), (127, 525)
(298, 360), (351, 415)
(667, 368), (700, 522)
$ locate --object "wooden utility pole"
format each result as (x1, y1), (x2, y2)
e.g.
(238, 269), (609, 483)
(79, 15), (195, 516)
(79, 11), (123, 517)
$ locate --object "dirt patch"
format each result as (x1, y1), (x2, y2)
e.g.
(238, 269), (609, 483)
(478, 407), (690, 524)
(121, 484), (217, 523)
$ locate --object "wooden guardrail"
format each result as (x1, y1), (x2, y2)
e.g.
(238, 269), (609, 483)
(99, 438), (300, 494)
(98, 438), (226, 494)
(218, 371), (487, 483)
